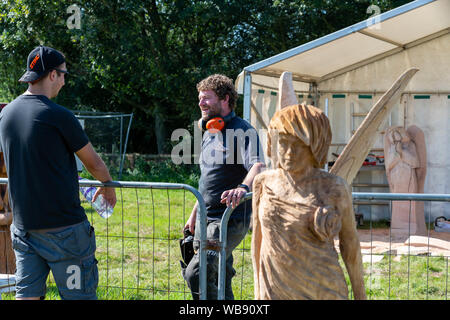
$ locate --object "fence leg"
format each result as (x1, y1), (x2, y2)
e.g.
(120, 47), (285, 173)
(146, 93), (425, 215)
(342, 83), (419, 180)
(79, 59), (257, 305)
(196, 197), (208, 300)
(218, 206), (233, 300)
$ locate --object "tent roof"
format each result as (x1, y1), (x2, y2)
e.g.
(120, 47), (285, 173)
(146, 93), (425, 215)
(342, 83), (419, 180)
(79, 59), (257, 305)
(237, 0), (450, 91)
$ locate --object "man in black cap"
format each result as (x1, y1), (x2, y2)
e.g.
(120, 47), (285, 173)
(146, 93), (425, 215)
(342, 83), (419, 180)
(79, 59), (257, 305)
(0, 45), (116, 300)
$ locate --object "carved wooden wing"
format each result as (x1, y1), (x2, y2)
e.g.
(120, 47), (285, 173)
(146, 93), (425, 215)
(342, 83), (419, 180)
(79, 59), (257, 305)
(330, 68), (419, 185)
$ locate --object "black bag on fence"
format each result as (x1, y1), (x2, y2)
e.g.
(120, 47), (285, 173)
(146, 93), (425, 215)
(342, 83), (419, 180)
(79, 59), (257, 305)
(179, 229), (195, 278)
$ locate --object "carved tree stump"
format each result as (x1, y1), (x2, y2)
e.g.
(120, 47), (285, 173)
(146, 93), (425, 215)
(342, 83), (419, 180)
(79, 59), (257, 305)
(0, 224), (15, 274)
(0, 152), (15, 274)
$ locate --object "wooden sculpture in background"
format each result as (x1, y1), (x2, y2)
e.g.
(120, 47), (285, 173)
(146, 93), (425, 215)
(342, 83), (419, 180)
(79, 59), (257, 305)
(384, 125), (427, 236)
(0, 151), (15, 275)
(251, 104), (366, 300)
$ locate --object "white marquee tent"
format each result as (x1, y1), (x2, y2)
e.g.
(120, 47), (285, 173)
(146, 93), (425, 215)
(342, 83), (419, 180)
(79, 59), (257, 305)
(236, 0), (450, 220)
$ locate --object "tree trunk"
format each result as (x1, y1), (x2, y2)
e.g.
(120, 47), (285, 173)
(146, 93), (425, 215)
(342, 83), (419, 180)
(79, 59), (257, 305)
(154, 107), (167, 154)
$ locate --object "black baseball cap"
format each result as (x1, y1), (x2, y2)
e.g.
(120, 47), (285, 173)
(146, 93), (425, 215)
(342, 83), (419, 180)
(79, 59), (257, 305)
(19, 45), (66, 83)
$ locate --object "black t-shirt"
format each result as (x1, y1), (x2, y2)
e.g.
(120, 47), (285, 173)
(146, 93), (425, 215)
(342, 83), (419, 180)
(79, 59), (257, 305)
(199, 115), (264, 221)
(0, 95), (89, 230)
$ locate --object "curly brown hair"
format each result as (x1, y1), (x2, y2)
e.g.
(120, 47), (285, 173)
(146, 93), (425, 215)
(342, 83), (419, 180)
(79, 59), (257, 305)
(196, 74), (237, 110)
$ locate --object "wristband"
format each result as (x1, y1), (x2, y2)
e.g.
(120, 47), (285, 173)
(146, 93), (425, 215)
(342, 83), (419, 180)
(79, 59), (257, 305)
(237, 184), (250, 192)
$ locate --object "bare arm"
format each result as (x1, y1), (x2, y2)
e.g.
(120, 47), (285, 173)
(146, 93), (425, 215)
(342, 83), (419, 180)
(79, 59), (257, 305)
(184, 200), (198, 234)
(184, 162), (265, 233)
(221, 162), (265, 208)
(76, 143), (116, 208)
(338, 183), (366, 300)
(251, 173), (263, 299)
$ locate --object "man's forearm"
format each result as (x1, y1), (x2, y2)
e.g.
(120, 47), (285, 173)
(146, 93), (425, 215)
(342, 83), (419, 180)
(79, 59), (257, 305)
(220, 162), (265, 208)
(87, 160), (113, 183)
(242, 162), (265, 190)
(184, 201), (198, 233)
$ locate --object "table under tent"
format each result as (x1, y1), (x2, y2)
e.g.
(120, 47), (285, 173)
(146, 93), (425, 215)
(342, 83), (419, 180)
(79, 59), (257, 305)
(235, 0), (450, 222)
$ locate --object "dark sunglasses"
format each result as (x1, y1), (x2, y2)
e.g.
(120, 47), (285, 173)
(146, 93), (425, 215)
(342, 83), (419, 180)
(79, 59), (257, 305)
(52, 68), (69, 75)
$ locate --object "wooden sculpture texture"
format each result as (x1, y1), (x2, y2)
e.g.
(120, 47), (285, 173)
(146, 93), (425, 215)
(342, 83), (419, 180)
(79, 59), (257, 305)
(0, 151), (15, 274)
(384, 125), (427, 236)
(251, 104), (366, 300)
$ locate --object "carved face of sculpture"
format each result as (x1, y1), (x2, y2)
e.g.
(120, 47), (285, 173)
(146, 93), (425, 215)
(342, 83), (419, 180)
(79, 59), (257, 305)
(268, 104), (331, 170)
(277, 133), (314, 174)
(389, 126), (411, 144)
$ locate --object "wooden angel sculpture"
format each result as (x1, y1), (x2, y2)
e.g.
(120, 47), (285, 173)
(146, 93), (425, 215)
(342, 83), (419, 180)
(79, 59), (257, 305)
(384, 125), (427, 236)
(251, 104), (366, 300)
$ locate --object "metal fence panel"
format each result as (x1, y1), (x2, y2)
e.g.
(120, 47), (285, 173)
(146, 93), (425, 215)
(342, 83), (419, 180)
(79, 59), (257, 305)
(0, 178), (208, 300)
(2, 176), (449, 301)
(218, 192), (450, 300)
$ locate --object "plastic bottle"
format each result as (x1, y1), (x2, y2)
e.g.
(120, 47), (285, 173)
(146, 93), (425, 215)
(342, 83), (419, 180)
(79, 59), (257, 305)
(79, 178), (113, 219)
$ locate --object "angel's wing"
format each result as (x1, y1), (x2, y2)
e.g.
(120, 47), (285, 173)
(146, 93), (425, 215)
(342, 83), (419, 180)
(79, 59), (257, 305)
(330, 68), (419, 185)
(406, 125), (427, 192)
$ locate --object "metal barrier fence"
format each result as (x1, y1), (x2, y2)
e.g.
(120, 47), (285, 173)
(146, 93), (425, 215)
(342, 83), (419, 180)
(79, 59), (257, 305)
(0, 178), (208, 300)
(1, 176), (450, 300)
(218, 192), (450, 300)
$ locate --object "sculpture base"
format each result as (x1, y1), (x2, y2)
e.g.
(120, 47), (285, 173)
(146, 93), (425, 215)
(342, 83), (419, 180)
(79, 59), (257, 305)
(390, 200), (427, 237)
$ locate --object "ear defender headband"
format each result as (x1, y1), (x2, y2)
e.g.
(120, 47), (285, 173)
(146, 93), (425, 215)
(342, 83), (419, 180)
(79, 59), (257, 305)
(198, 111), (236, 133)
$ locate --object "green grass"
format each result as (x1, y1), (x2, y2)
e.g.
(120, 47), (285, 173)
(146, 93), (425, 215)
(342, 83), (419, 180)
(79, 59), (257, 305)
(360, 254), (449, 300)
(89, 187), (196, 300)
(2, 186), (449, 300)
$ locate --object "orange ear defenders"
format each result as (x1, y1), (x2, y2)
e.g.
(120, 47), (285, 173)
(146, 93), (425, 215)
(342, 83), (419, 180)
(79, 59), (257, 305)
(198, 111), (235, 133)
(206, 117), (225, 133)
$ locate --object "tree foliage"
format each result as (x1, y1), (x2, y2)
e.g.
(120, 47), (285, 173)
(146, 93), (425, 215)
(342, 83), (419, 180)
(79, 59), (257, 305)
(0, 0), (410, 153)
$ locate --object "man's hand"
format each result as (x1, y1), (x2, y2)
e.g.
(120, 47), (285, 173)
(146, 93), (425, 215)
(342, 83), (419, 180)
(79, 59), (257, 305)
(76, 143), (116, 208)
(184, 213), (196, 234)
(220, 187), (247, 209)
(220, 162), (264, 209)
(93, 186), (117, 209)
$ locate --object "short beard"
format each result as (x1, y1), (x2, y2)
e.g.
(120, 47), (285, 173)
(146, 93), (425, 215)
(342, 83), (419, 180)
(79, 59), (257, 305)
(202, 102), (222, 121)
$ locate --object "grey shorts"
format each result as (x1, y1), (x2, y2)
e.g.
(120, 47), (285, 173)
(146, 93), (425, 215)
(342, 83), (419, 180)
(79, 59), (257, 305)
(10, 219), (98, 300)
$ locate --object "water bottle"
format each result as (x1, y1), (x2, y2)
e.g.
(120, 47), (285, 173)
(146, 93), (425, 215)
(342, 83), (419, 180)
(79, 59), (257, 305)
(79, 178), (114, 219)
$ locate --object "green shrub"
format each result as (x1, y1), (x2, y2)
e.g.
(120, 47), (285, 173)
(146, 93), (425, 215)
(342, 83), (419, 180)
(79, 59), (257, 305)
(80, 157), (200, 189)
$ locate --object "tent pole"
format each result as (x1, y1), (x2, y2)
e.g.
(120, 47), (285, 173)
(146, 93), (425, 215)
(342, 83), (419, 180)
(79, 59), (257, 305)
(243, 71), (252, 122)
